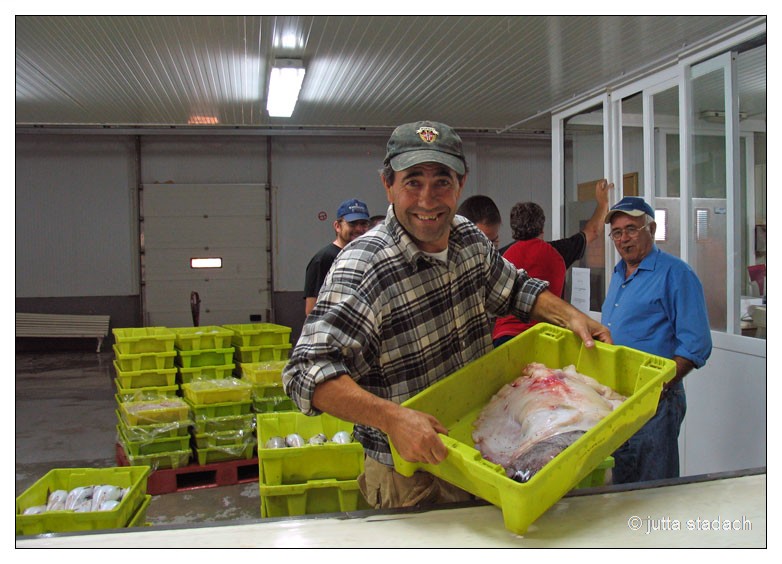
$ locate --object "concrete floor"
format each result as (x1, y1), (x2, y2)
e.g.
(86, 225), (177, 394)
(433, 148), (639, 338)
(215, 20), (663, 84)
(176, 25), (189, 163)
(15, 349), (262, 528)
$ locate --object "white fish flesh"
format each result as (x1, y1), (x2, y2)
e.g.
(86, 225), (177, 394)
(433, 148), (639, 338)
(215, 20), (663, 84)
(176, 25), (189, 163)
(472, 362), (626, 483)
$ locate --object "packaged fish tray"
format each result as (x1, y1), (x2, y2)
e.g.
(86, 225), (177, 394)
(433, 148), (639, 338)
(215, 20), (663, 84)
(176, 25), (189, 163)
(256, 412), (364, 486)
(112, 327), (176, 354)
(191, 413), (256, 435)
(234, 343), (292, 364)
(117, 425), (191, 456)
(118, 397), (191, 426)
(176, 347), (235, 368)
(194, 441), (256, 466)
(124, 448), (192, 471)
(171, 325), (235, 351)
(389, 323), (675, 536)
(236, 360), (288, 385)
(252, 395), (297, 413)
(181, 378), (253, 404)
(259, 478), (370, 518)
(114, 378), (180, 403)
(192, 428), (255, 449)
(15, 466), (150, 536)
(178, 363), (235, 384)
(223, 323), (293, 347)
(113, 345), (178, 372)
(115, 410), (191, 439)
(184, 396), (253, 419)
(114, 361), (178, 389)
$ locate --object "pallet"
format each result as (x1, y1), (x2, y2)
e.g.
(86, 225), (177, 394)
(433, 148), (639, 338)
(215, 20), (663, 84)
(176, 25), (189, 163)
(115, 443), (259, 495)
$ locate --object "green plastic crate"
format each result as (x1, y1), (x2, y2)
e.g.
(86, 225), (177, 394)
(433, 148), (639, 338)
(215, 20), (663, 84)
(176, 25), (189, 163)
(125, 448), (192, 471)
(115, 410), (191, 440)
(178, 364), (235, 384)
(114, 361), (178, 389)
(176, 347), (235, 368)
(234, 344), (292, 364)
(192, 429), (255, 449)
(389, 323), (676, 536)
(223, 323), (293, 347)
(192, 413), (256, 434)
(259, 478), (370, 518)
(118, 397), (191, 426)
(237, 360), (288, 385)
(114, 378), (180, 403)
(184, 396), (253, 419)
(182, 379), (253, 405)
(16, 466), (150, 536)
(256, 412), (364, 485)
(171, 326), (235, 351)
(112, 327), (176, 354)
(113, 345), (177, 371)
(194, 442), (256, 465)
(117, 425), (191, 456)
(127, 495), (152, 528)
(252, 395), (297, 413)
(575, 456), (614, 489)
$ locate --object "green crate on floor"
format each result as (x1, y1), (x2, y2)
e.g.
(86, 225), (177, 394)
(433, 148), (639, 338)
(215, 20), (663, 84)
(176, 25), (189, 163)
(191, 413), (256, 434)
(192, 428), (255, 449)
(236, 360), (288, 385)
(256, 412), (364, 485)
(259, 478), (370, 518)
(113, 345), (178, 372)
(114, 361), (178, 389)
(117, 425), (191, 456)
(178, 364), (235, 384)
(118, 397), (190, 426)
(252, 395), (297, 413)
(234, 344), (292, 364)
(389, 322), (676, 536)
(127, 495), (152, 528)
(182, 378), (252, 405)
(114, 379), (180, 403)
(16, 466), (150, 536)
(116, 410), (191, 440)
(113, 327), (176, 354)
(171, 326), (235, 351)
(176, 347), (235, 368)
(223, 323), (292, 347)
(194, 442), (256, 466)
(125, 448), (192, 471)
(184, 396), (253, 419)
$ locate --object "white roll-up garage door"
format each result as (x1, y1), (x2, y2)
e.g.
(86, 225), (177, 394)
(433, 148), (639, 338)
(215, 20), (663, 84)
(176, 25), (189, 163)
(141, 183), (269, 327)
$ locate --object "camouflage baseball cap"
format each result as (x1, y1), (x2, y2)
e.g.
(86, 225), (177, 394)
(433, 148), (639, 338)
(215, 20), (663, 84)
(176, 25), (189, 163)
(384, 120), (466, 175)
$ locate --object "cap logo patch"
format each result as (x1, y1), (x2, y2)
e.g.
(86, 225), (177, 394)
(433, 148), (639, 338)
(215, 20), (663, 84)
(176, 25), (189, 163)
(416, 126), (439, 143)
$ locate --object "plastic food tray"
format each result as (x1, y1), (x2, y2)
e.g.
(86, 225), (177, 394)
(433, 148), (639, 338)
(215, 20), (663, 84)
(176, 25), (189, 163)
(171, 326), (235, 351)
(112, 327), (176, 354)
(118, 397), (191, 426)
(192, 429), (255, 449)
(252, 395), (297, 414)
(15, 466), (150, 536)
(127, 495), (152, 528)
(114, 361), (178, 389)
(256, 412), (364, 485)
(117, 425), (191, 456)
(184, 397), (253, 419)
(191, 413), (256, 435)
(237, 360), (288, 385)
(223, 323), (293, 347)
(125, 448), (192, 471)
(113, 345), (178, 372)
(389, 323), (675, 536)
(194, 442), (256, 466)
(114, 379), (180, 403)
(115, 410), (191, 439)
(176, 347), (235, 368)
(181, 379), (253, 405)
(178, 364), (235, 384)
(259, 478), (370, 518)
(234, 344), (292, 364)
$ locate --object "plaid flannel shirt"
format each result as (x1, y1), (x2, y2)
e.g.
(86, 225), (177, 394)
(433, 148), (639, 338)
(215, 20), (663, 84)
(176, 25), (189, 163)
(283, 206), (549, 465)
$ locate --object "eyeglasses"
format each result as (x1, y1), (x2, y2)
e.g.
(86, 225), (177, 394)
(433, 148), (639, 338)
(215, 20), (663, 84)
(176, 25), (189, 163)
(609, 223), (650, 241)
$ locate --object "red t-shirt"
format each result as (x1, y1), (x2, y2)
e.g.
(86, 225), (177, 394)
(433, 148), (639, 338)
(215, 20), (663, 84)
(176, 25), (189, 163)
(492, 238), (566, 340)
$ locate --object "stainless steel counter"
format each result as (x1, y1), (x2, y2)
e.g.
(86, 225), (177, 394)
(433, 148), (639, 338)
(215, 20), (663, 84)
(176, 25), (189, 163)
(17, 469), (765, 549)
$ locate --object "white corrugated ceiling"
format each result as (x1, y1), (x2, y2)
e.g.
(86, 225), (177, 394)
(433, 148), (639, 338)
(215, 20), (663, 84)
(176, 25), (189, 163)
(15, 15), (765, 133)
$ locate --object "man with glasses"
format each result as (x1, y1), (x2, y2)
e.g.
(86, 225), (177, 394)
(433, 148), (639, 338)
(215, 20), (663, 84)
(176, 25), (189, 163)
(304, 198), (371, 316)
(602, 196), (712, 484)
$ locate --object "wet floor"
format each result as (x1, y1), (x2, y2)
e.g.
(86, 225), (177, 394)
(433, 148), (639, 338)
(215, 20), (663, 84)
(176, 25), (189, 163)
(15, 350), (261, 528)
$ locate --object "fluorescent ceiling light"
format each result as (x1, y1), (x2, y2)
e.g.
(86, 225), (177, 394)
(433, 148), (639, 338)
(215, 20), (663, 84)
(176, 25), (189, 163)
(267, 59), (306, 118)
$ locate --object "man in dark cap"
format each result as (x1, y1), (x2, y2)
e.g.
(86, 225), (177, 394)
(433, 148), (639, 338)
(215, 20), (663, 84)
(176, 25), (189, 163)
(602, 196), (712, 484)
(303, 198), (370, 316)
(284, 120), (612, 509)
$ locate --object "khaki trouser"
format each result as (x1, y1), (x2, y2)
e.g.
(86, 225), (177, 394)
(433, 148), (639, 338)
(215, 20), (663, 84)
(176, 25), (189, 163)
(357, 454), (474, 509)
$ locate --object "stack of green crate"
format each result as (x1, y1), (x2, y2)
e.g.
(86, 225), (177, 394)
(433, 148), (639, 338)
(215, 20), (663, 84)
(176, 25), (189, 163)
(224, 323), (296, 413)
(113, 328), (193, 470)
(173, 326), (256, 465)
(255, 412), (369, 518)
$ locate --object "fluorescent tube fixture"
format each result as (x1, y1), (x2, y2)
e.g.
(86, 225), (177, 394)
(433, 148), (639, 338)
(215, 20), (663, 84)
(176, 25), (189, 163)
(267, 59), (306, 118)
(191, 257), (222, 269)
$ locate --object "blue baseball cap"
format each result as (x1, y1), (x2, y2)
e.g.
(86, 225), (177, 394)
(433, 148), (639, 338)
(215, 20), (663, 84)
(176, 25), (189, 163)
(604, 196), (656, 223)
(337, 199), (370, 222)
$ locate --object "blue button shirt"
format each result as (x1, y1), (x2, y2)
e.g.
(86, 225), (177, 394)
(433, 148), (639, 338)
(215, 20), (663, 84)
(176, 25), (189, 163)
(601, 245), (712, 367)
